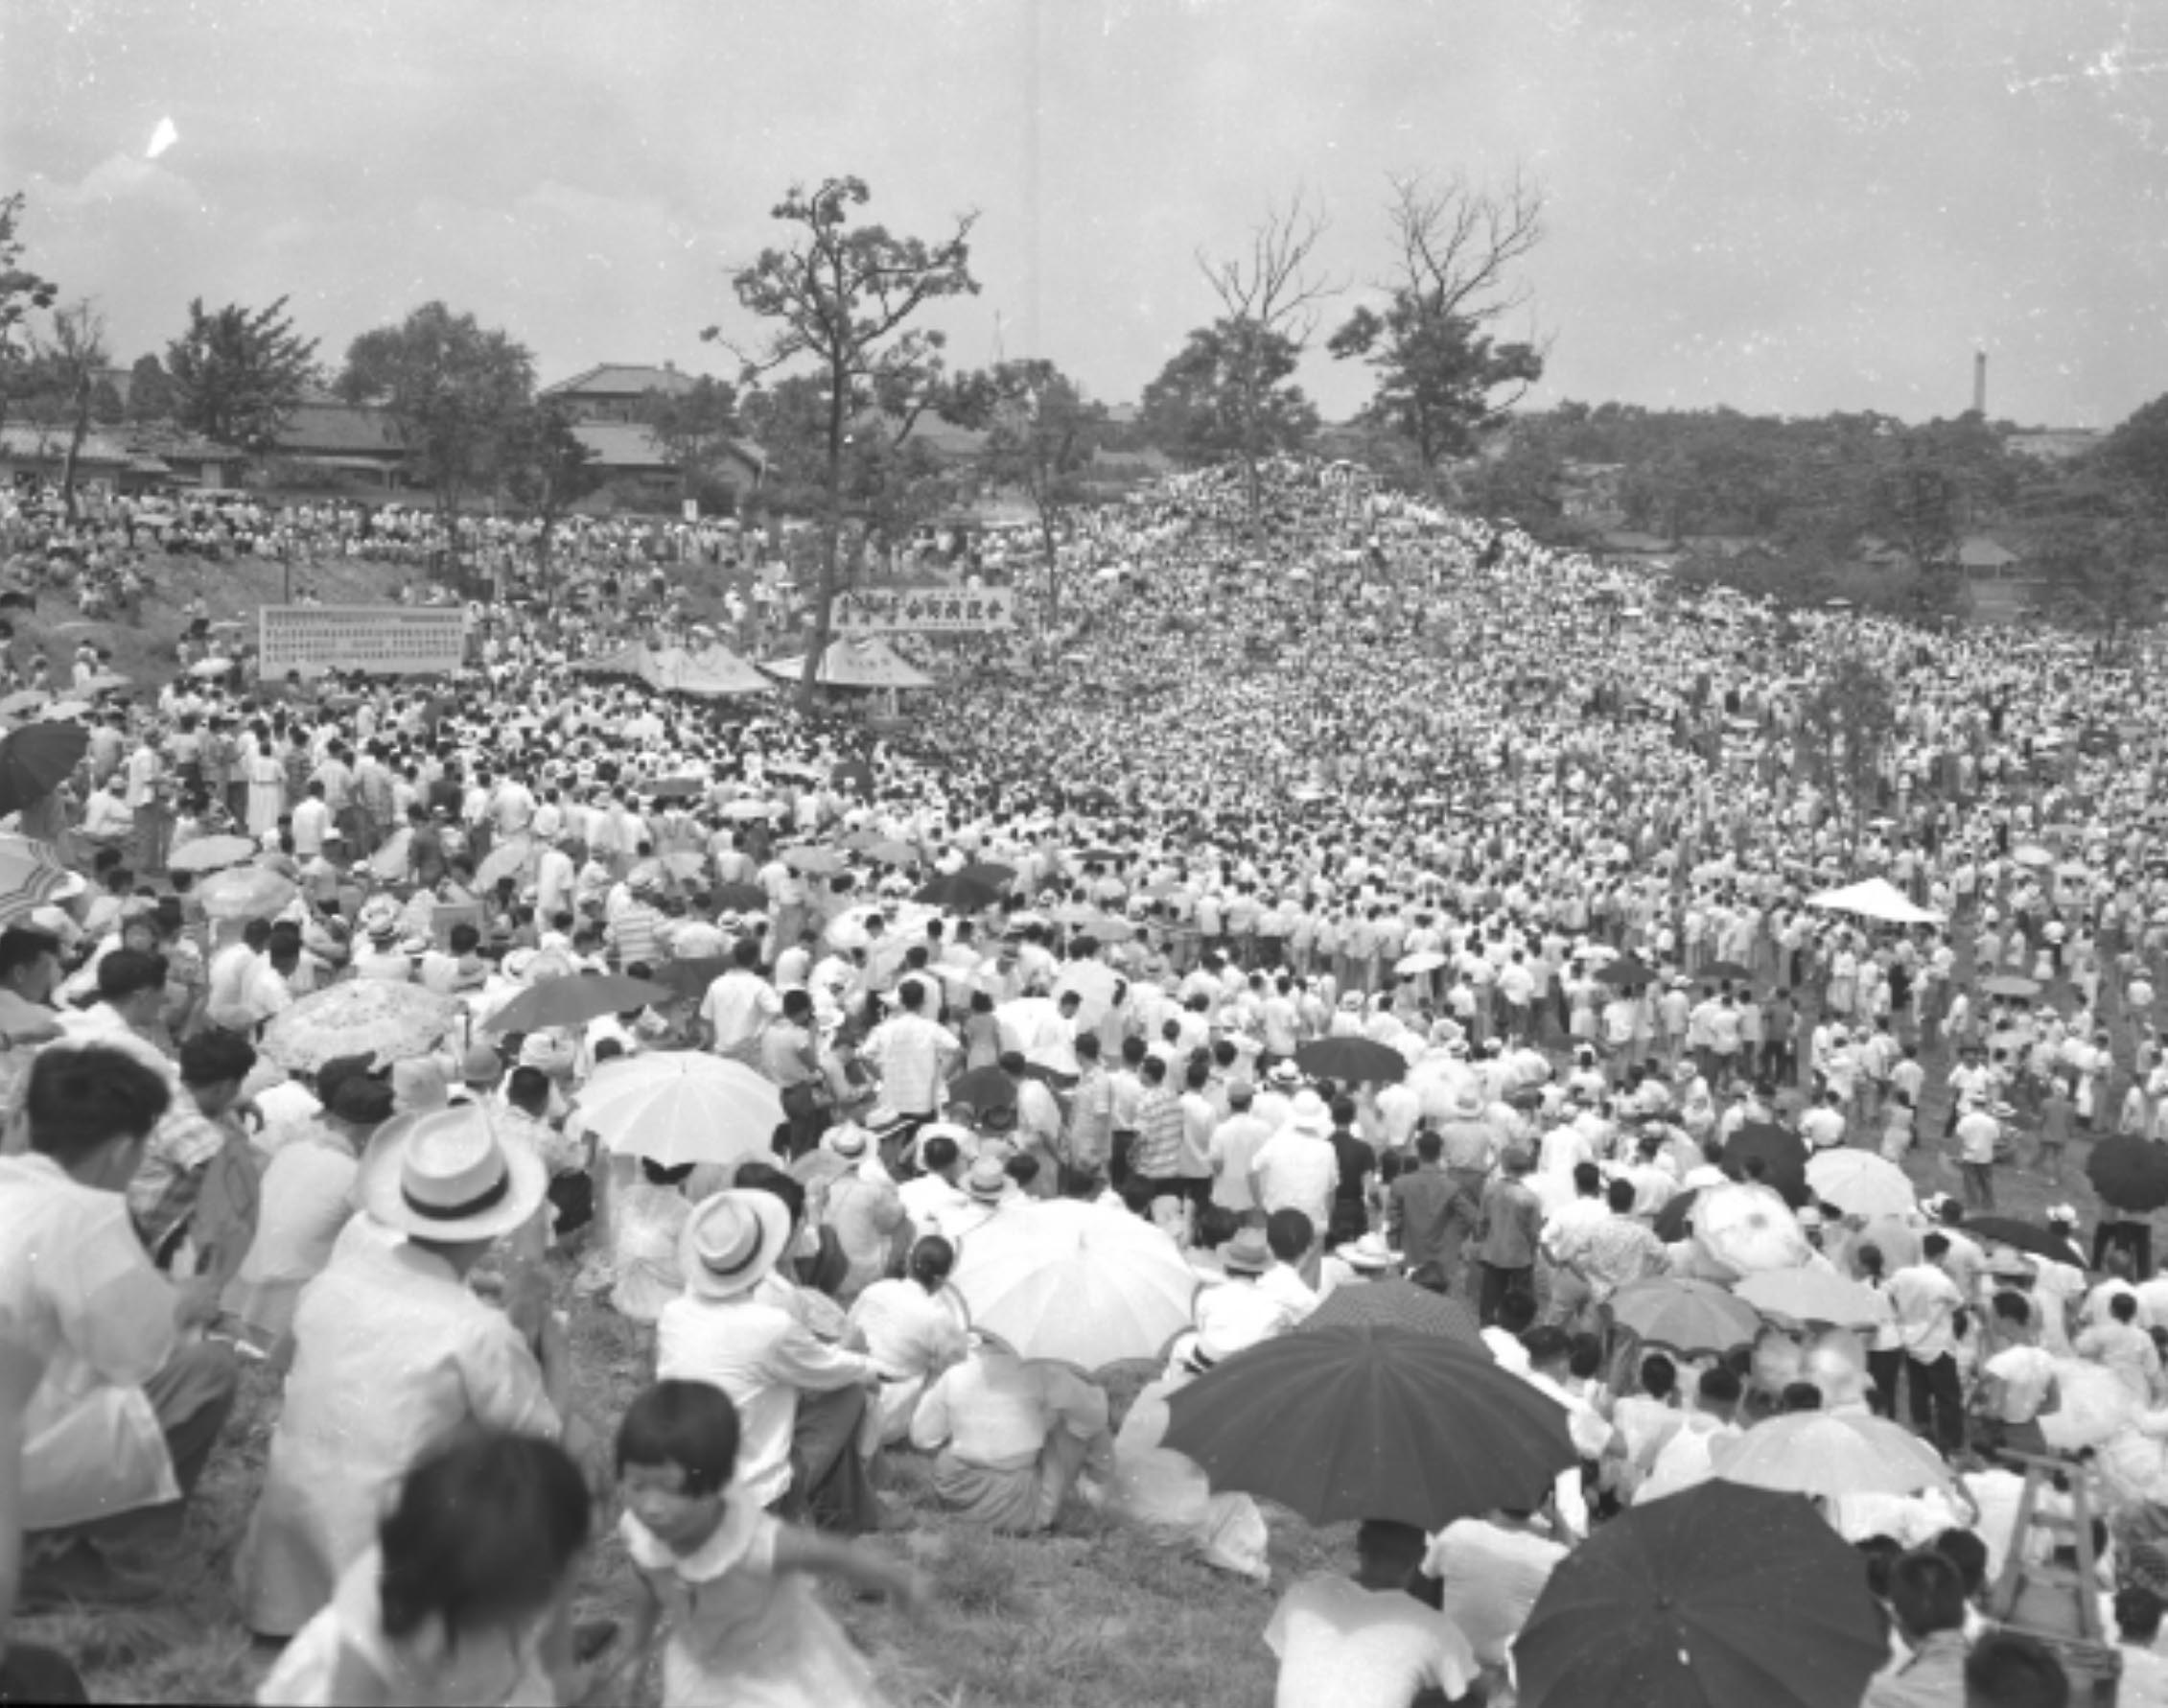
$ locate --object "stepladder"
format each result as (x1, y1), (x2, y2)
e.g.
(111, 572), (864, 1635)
(1986, 1451), (2122, 1707)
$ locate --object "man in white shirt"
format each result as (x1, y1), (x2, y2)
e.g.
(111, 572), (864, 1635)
(1249, 1091), (1338, 1235)
(1422, 1510), (1567, 1671)
(1266, 1522), (1476, 1708)
(697, 939), (782, 1067)
(1889, 1234), (1967, 1452)
(862, 977), (960, 1126)
(1206, 1082), (1274, 1215)
(1636, 1366), (1743, 1504)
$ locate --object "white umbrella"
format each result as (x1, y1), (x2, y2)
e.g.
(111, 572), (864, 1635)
(1805, 1151), (1918, 1220)
(577, 1052), (784, 1169)
(951, 1199), (1200, 1371)
(1692, 1182), (1810, 1274)
(1713, 1413), (1952, 1498)
(1395, 950), (1447, 976)
(995, 996), (1069, 1071)
(1051, 959), (1123, 1028)
(1804, 877), (1943, 925)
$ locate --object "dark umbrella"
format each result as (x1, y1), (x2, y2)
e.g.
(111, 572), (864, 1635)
(947, 1065), (1019, 1115)
(831, 760), (874, 796)
(1653, 1187), (1701, 1243)
(1718, 1121), (1811, 1207)
(1963, 1216), (2085, 1265)
(1594, 953), (1658, 988)
(658, 957), (730, 1002)
(956, 861), (1016, 888)
(1700, 959), (1754, 983)
(1071, 847), (1126, 863)
(711, 882), (768, 913)
(1299, 1279), (1482, 1349)
(489, 973), (676, 1035)
(645, 775), (706, 799)
(0, 719), (87, 818)
(1514, 1482), (1886, 1708)
(1294, 1037), (1409, 1085)
(917, 872), (1008, 912)
(2091, 1135), (2168, 1213)
(1162, 1324), (1576, 1530)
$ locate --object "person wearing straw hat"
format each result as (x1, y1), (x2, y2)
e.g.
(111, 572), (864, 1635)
(655, 1191), (881, 1529)
(236, 1104), (574, 1639)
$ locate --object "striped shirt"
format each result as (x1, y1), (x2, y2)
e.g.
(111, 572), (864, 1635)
(1133, 1086), (1185, 1181)
(607, 903), (667, 971)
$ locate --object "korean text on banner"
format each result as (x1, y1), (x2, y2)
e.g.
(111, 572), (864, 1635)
(257, 606), (468, 677)
(830, 587), (1016, 635)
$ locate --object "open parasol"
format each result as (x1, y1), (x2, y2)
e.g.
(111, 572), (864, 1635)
(1298, 1278), (1482, 1349)
(1513, 1481), (1887, 1708)
(916, 870), (1008, 912)
(487, 973), (674, 1036)
(781, 845), (846, 877)
(197, 865), (298, 923)
(261, 980), (463, 1073)
(1715, 1121), (1810, 1206)
(1732, 1268), (1885, 1331)
(577, 1052), (783, 1169)
(1803, 1150), (1916, 1220)
(0, 720), (87, 819)
(2089, 1135), (2168, 1213)
(1163, 1324), (1576, 1531)
(0, 833), (77, 925)
(1804, 877), (1943, 925)
(711, 881), (768, 913)
(1963, 1216), (2084, 1265)
(167, 833), (258, 876)
(1609, 1277), (1761, 1358)
(1050, 960), (1124, 1029)
(1713, 1411), (1952, 1498)
(474, 836), (535, 894)
(1294, 1037), (1409, 1085)
(1981, 973), (2041, 998)
(1691, 1182), (1810, 1273)
(950, 1200), (1200, 1371)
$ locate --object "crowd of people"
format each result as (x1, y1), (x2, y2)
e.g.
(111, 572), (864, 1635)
(2, 456), (2167, 1705)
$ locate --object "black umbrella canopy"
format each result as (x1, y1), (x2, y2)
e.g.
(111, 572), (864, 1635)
(1594, 953), (1658, 988)
(1294, 1037), (1410, 1085)
(0, 720), (87, 818)
(1962, 1216), (2084, 1266)
(1717, 1121), (1811, 1208)
(2091, 1135), (2168, 1213)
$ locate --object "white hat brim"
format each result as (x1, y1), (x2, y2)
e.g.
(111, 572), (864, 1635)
(355, 1110), (549, 1243)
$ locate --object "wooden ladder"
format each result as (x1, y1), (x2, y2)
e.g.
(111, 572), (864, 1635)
(1986, 1451), (2122, 1706)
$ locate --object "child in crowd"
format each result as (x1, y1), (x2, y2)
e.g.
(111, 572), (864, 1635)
(608, 1379), (928, 1708)
(256, 1430), (592, 1708)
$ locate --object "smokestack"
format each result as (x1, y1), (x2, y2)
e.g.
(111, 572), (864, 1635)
(1972, 350), (1987, 416)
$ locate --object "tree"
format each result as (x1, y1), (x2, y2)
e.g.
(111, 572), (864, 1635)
(89, 377), (124, 424)
(167, 296), (319, 452)
(499, 401), (601, 597)
(25, 300), (109, 520)
(1329, 170), (1547, 476)
(0, 192), (58, 437)
(127, 353), (175, 423)
(338, 301), (535, 547)
(638, 374), (741, 485)
(2101, 390), (2168, 507)
(1139, 319), (1317, 476)
(711, 176), (979, 703)
(951, 359), (1104, 623)
(2031, 507), (2167, 653)
(1796, 644), (1899, 861)
(1185, 192), (1341, 526)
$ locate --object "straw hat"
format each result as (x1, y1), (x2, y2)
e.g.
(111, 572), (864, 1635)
(1286, 1089), (1332, 1136)
(1340, 1230), (1401, 1272)
(1447, 1083), (1486, 1121)
(1220, 1227), (1271, 1275)
(963, 1156), (1011, 1204)
(826, 1123), (871, 1160)
(678, 1190), (792, 1301)
(356, 1106), (547, 1242)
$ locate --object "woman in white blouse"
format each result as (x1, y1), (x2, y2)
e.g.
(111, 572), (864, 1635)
(844, 1235), (967, 1446)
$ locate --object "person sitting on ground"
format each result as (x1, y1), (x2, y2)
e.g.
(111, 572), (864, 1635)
(909, 1329), (1114, 1534)
(1862, 1548), (1971, 1707)
(843, 1235), (968, 1446)
(0, 1045), (238, 1607)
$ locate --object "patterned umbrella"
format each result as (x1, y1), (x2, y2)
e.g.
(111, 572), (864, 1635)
(1299, 1279), (1483, 1349)
(167, 833), (258, 876)
(1692, 1183), (1811, 1274)
(0, 833), (76, 924)
(262, 980), (463, 1072)
(1714, 1412), (1952, 1498)
(197, 865), (299, 922)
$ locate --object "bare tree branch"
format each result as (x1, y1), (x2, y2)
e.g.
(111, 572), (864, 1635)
(1195, 188), (1347, 347)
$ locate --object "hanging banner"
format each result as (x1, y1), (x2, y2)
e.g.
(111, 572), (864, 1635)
(257, 605), (468, 676)
(831, 585), (1017, 634)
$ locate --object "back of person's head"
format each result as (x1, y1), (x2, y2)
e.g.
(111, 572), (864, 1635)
(1931, 1528), (1990, 1603)
(1605, 1177), (1637, 1214)
(506, 1065), (551, 1115)
(180, 1028), (257, 1090)
(909, 1234), (956, 1292)
(1195, 1205), (1240, 1252)
(733, 1160), (805, 1230)
(2116, 1584), (2165, 1645)
(732, 936), (760, 969)
(1568, 1334), (1603, 1382)
(921, 1135), (960, 1174)
(1573, 1159), (1600, 1196)
(1887, 1549), (1969, 1641)
(1329, 1095), (1356, 1127)
(2113, 1292), (2140, 1324)
(0, 926), (58, 983)
(378, 1431), (591, 1649)
(1414, 1130), (1442, 1163)
(96, 948), (168, 1004)
(1855, 1533), (1905, 1600)
(25, 1045), (171, 1168)
(1697, 1366), (1743, 1411)
(1495, 1289), (1538, 1335)
(639, 1158), (695, 1189)
(1856, 1242), (1885, 1278)
(1521, 1325), (1571, 1369)
(1780, 1381), (1823, 1413)
(1923, 1231), (1950, 1260)
(615, 1380), (740, 1497)
(1963, 1630), (2069, 1708)
(1992, 1291), (2033, 1329)
(1266, 1208), (1314, 1263)
(1641, 1353), (1677, 1399)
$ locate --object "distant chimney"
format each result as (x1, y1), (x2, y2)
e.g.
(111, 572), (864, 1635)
(1972, 350), (1987, 416)
(664, 359), (677, 375)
